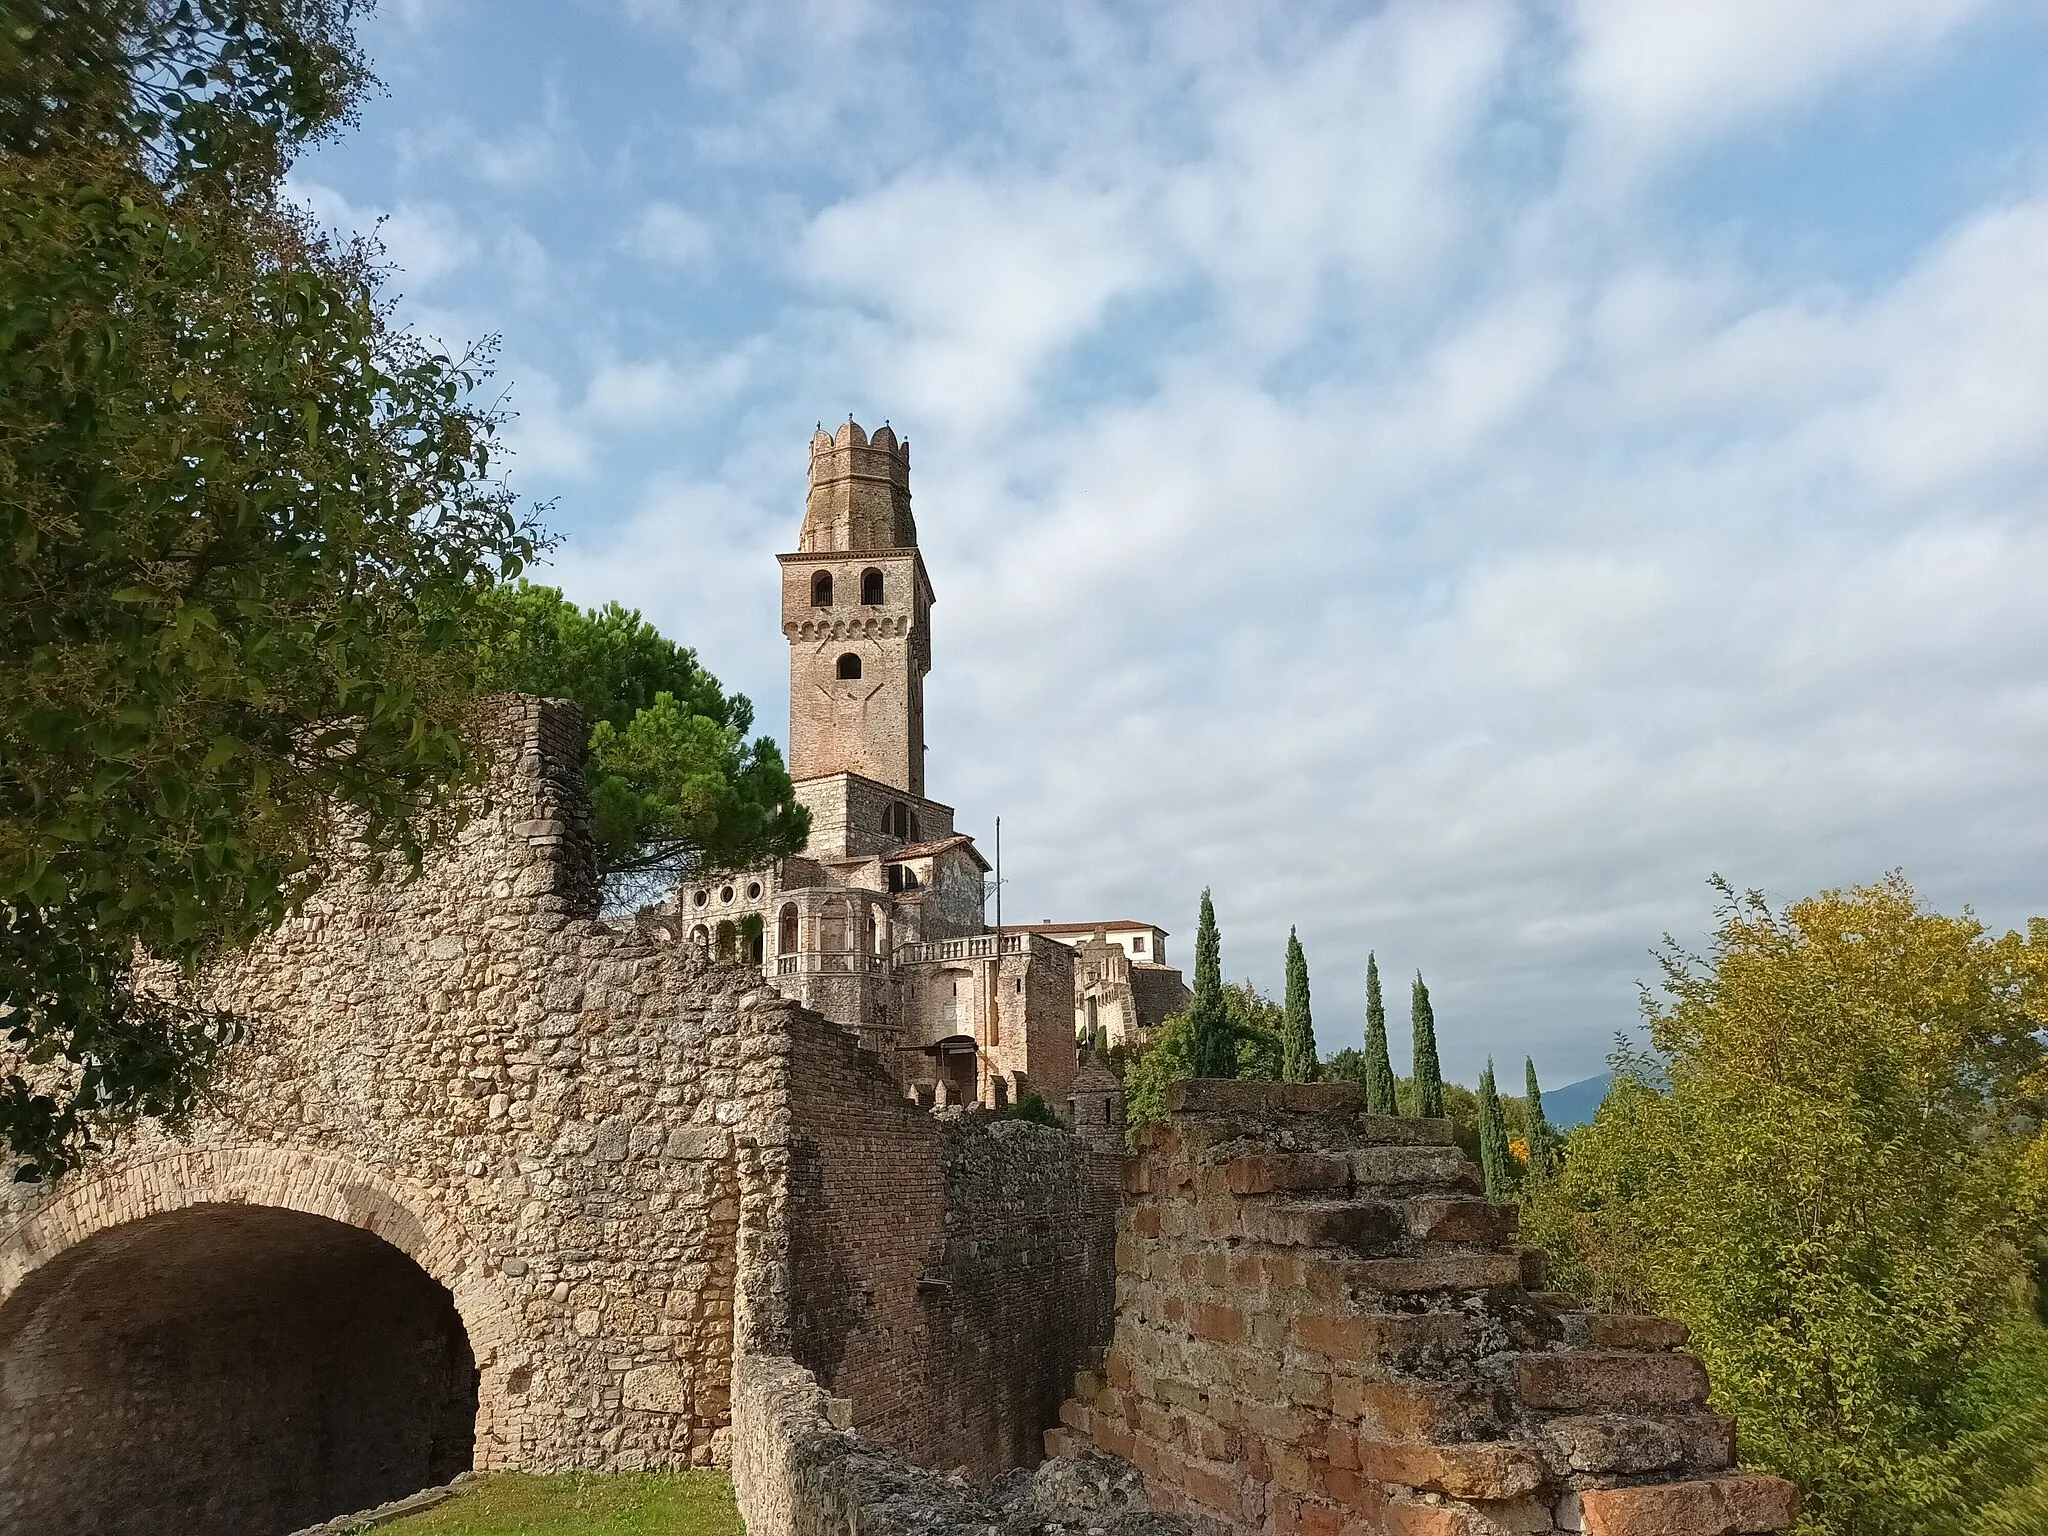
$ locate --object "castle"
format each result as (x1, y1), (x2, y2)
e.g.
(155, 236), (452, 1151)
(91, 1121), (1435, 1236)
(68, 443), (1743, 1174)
(667, 420), (1188, 1108)
(0, 421), (1795, 1536)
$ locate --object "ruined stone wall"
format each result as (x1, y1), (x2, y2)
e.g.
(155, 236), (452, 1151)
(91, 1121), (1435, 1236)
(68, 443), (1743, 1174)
(1054, 1081), (1799, 1536)
(0, 697), (817, 1534)
(784, 1026), (1122, 1480)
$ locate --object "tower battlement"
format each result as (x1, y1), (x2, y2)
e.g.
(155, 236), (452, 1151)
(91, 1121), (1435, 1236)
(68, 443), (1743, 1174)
(801, 417), (916, 553)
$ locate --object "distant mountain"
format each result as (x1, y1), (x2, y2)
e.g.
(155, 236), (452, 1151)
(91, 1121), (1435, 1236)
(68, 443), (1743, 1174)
(1541, 1071), (1613, 1130)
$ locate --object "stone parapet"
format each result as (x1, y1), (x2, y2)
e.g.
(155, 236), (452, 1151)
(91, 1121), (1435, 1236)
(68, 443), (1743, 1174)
(1052, 1081), (1798, 1536)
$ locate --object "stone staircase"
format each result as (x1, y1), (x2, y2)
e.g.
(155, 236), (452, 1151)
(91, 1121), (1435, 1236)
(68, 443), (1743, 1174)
(1047, 1080), (1797, 1536)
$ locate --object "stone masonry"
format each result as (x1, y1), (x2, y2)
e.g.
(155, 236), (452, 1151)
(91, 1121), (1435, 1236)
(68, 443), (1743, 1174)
(1051, 1081), (1799, 1536)
(0, 695), (1124, 1536)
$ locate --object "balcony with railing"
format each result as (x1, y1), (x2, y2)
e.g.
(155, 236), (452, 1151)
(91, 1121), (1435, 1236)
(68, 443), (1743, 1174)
(768, 950), (882, 977)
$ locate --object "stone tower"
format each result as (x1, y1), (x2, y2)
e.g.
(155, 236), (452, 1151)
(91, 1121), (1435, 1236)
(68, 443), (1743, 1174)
(779, 420), (934, 796)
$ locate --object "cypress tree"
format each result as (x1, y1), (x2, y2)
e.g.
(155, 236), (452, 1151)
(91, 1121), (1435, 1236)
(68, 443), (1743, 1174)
(1281, 928), (1318, 1082)
(1361, 952), (1397, 1114)
(1188, 889), (1234, 1078)
(1477, 1058), (1513, 1201)
(1524, 1057), (1553, 1179)
(1411, 972), (1445, 1118)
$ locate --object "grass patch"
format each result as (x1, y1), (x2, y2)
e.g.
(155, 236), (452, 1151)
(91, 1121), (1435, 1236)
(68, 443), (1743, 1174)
(371, 1473), (743, 1536)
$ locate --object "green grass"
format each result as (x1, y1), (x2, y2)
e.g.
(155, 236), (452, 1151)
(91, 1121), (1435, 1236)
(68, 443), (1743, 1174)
(369, 1473), (744, 1536)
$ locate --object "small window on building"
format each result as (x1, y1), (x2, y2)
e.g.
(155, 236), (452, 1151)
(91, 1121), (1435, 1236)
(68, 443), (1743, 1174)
(747, 880), (763, 899)
(811, 570), (833, 607)
(860, 568), (884, 605)
(778, 904), (799, 955)
(908, 810), (921, 841)
(837, 652), (862, 680)
(884, 801), (910, 839)
(1015, 979), (1023, 994)
(1132, 934), (1146, 953)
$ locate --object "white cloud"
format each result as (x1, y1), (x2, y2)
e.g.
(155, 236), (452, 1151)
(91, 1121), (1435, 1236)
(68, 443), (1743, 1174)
(305, 0), (2048, 1082)
(623, 202), (714, 268)
(1566, 0), (1993, 180)
(798, 173), (1151, 435)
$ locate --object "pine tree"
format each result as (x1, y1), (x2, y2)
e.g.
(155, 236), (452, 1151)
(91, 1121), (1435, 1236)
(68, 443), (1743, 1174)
(1411, 972), (1445, 1118)
(1361, 953), (1398, 1114)
(1478, 1058), (1513, 1201)
(1188, 889), (1234, 1078)
(1524, 1057), (1554, 1180)
(1281, 928), (1319, 1082)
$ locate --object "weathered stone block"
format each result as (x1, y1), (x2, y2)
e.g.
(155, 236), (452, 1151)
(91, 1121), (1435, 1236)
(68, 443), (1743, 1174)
(1516, 1351), (1711, 1413)
(1587, 1313), (1691, 1352)
(1562, 1473), (1799, 1535)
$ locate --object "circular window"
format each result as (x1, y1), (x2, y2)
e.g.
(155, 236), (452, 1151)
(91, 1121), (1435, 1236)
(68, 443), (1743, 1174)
(693, 890), (708, 907)
(746, 881), (763, 899)
(720, 885), (735, 903)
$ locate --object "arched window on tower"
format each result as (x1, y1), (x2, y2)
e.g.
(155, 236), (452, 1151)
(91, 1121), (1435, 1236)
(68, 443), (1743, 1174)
(836, 653), (862, 680)
(811, 570), (833, 607)
(778, 904), (800, 955)
(860, 568), (884, 605)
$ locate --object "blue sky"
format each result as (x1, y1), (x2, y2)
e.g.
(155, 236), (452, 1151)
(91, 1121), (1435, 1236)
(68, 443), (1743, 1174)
(296, 0), (2048, 1087)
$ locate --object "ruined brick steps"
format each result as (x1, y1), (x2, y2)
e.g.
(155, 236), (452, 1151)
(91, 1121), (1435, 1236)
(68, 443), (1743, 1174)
(1054, 1080), (1798, 1535)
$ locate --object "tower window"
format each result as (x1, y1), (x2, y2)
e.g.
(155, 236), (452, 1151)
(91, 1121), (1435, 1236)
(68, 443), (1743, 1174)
(836, 652), (862, 680)
(885, 801), (910, 839)
(811, 570), (833, 607)
(860, 568), (884, 605)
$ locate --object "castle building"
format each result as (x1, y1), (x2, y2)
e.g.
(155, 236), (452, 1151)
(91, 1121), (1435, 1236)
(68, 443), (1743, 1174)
(672, 419), (1183, 1110)
(1012, 920), (1192, 1050)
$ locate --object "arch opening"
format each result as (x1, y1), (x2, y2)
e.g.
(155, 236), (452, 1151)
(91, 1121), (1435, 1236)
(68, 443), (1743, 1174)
(811, 570), (833, 607)
(0, 1203), (477, 1536)
(836, 652), (862, 680)
(859, 568), (884, 605)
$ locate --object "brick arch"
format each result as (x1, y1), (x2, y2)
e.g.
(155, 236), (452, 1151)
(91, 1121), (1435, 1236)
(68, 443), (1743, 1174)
(0, 1145), (529, 1467)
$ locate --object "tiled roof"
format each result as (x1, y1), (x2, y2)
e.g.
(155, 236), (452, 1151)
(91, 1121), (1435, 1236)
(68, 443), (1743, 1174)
(883, 833), (991, 871)
(1013, 919), (1167, 936)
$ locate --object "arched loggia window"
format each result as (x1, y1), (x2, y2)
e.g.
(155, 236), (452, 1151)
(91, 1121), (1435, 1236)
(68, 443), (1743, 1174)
(860, 568), (884, 605)
(779, 904), (800, 954)
(836, 653), (862, 680)
(811, 570), (833, 607)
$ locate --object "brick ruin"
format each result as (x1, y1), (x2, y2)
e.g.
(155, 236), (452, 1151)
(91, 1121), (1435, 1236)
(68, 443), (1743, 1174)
(0, 698), (1798, 1536)
(0, 698), (1118, 1536)
(1049, 1081), (1798, 1536)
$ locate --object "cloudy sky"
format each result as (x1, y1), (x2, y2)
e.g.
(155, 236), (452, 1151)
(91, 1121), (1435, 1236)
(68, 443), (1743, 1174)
(296, 0), (2048, 1087)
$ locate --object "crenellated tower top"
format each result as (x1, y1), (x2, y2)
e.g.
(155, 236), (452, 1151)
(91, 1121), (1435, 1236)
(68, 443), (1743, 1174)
(801, 418), (916, 553)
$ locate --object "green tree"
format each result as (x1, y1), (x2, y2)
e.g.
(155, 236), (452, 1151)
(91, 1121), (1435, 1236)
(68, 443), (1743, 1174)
(1, 1), (538, 1178)
(1187, 889), (1233, 1078)
(1476, 1058), (1512, 1201)
(1361, 951), (1397, 1114)
(1123, 1011), (1192, 1145)
(475, 584), (809, 887)
(1523, 876), (2048, 1536)
(1410, 972), (1445, 1118)
(1228, 980), (1285, 1079)
(1523, 1057), (1554, 1181)
(1281, 928), (1318, 1082)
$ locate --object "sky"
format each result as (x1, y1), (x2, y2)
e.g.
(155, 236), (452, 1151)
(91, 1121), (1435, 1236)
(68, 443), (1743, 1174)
(294, 0), (2048, 1087)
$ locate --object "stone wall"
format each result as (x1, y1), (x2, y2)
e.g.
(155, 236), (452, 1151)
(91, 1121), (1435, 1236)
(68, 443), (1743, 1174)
(783, 1019), (1123, 1479)
(0, 698), (802, 1533)
(731, 1352), (1191, 1536)
(1053, 1081), (1800, 1536)
(0, 693), (1126, 1533)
